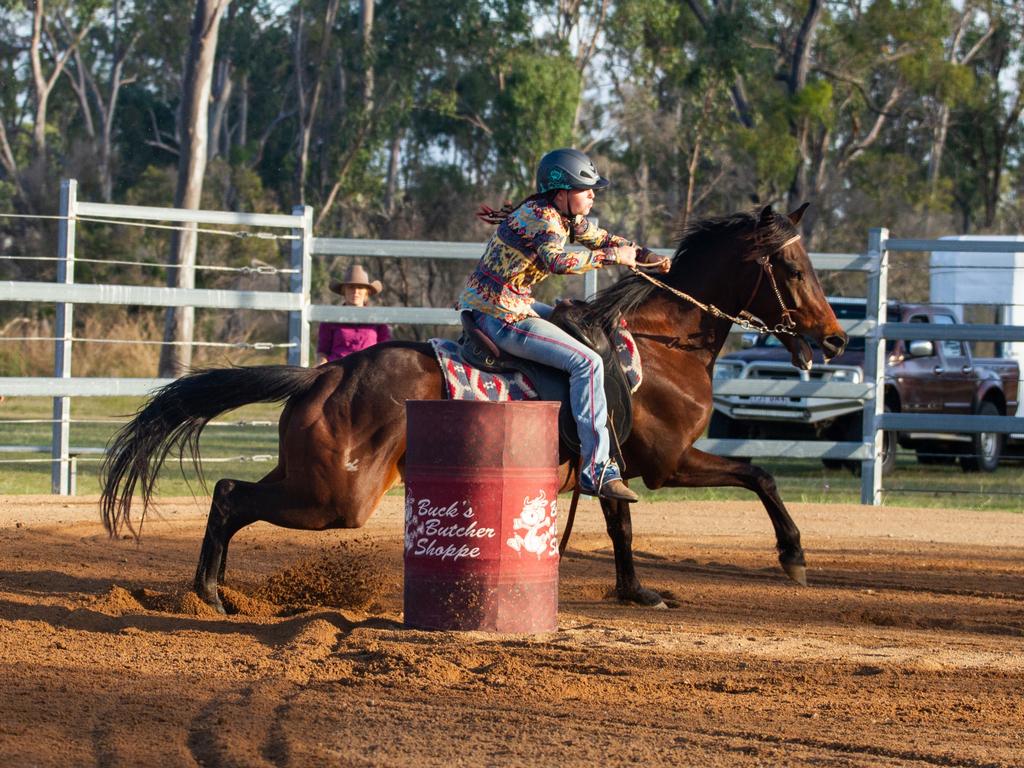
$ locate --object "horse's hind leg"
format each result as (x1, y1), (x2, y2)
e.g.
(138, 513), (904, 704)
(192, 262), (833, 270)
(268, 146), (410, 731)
(214, 466), (284, 585)
(600, 497), (667, 608)
(195, 477), (263, 613)
(193, 470), (388, 613)
(195, 474), (332, 613)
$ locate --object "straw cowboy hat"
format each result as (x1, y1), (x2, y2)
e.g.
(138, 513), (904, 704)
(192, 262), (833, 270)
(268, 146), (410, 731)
(329, 264), (383, 296)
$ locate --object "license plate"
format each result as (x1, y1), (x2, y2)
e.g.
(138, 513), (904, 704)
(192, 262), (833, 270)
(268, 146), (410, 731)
(744, 395), (791, 405)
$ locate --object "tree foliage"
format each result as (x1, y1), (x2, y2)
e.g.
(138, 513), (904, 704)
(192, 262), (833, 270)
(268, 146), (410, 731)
(0, 0), (1022, 345)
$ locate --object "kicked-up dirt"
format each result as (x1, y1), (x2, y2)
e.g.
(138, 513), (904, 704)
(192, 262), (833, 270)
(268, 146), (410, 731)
(0, 494), (1022, 767)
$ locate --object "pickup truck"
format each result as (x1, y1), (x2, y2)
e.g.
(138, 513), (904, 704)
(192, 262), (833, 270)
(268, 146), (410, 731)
(710, 298), (1021, 473)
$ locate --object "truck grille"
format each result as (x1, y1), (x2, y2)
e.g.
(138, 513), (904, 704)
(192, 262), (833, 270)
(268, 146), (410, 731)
(746, 365), (826, 381)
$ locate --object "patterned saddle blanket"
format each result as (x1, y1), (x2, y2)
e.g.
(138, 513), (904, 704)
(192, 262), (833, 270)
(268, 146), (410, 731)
(429, 327), (643, 402)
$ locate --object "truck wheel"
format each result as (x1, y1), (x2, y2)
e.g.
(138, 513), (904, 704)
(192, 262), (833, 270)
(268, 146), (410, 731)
(848, 408), (895, 476)
(960, 401), (1003, 473)
(880, 421), (897, 476)
(861, 405), (897, 477)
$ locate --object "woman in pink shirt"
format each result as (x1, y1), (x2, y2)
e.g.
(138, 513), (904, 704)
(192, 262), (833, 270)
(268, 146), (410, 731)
(316, 264), (391, 365)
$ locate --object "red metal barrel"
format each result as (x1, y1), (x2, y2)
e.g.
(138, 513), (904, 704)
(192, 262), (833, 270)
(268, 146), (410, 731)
(404, 400), (560, 633)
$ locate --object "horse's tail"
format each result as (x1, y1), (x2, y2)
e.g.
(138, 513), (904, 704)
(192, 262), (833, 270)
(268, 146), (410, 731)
(100, 365), (324, 538)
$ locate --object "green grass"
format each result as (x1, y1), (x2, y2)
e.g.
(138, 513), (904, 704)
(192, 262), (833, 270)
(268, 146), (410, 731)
(2, 397), (1022, 512)
(0, 397), (280, 496)
(637, 455), (1024, 512)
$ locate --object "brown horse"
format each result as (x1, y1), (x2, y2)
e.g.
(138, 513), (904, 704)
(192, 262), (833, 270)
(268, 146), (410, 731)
(101, 204), (846, 613)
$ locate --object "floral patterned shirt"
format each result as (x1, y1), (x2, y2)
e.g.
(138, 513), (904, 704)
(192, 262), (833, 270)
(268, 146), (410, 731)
(458, 198), (631, 322)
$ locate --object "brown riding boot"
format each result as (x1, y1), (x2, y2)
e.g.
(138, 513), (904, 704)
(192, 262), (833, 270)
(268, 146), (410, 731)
(580, 459), (639, 503)
(598, 478), (639, 503)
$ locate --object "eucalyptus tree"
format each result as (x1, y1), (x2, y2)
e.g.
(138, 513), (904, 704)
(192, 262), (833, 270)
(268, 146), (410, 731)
(27, 0), (98, 176)
(63, 0), (148, 202)
(158, 0), (231, 378)
(0, 4), (28, 206)
(0, 0), (99, 209)
(946, 1), (1023, 231)
(603, 0), (735, 241)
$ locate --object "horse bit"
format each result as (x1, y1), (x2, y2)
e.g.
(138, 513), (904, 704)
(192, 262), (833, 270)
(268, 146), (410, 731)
(630, 234), (802, 337)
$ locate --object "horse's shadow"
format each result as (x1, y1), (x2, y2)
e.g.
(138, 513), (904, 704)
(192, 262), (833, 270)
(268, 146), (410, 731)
(0, 594), (405, 649)
(0, 569), (131, 596)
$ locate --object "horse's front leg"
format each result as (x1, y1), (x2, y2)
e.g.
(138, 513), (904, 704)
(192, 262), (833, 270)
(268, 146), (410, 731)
(662, 447), (807, 585)
(599, 497), (667, 608)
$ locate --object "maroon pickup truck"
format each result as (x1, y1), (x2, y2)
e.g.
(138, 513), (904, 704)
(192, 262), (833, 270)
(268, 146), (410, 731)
(710, 299), (1021, 473)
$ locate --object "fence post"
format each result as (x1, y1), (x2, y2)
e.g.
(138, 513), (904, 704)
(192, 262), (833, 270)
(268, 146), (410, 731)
(860, 227), (889, 505)
(288, 205), (313, 367)
(51, 179), (77, 495)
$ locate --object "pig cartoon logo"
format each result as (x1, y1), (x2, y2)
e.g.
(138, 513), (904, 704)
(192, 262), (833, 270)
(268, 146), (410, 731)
(506, 490), (558, 558)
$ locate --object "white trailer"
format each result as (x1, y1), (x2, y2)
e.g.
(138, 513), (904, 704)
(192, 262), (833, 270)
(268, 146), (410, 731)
(930, 235), (1024, 438)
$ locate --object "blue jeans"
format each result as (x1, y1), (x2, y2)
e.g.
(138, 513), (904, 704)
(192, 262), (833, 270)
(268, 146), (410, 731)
(473, 306), (617, 487)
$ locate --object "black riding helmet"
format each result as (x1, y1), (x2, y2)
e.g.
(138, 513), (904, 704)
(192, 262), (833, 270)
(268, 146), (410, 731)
(536, 148), (610, 193)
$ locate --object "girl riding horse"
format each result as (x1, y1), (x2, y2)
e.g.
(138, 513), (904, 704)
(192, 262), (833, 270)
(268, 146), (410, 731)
(101, 198), (845, 614)
(462, 148), (670, 502)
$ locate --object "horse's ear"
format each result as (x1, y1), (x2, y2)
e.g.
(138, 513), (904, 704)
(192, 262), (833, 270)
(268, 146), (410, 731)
(787, 202), (810, 226)
(758, 205), (774, 226)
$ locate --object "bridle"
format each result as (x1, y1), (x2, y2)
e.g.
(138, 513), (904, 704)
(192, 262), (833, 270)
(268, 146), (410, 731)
(630, 234), (802, 337)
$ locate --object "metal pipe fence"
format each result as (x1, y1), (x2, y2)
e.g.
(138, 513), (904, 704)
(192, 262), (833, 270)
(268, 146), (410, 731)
(2, 180), (1022, 505)
(864, 234), (1024, 503)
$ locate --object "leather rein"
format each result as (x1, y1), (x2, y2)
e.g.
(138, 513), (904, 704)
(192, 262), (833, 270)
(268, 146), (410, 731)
(559, 234), (803, 557)
(630, 234), (802, 337)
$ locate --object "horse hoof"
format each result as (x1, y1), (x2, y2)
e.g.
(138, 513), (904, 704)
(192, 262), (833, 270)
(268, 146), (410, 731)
(782, 563), (808, 586)
(620, 586), (667, 608)
(195, 587), (226, 614)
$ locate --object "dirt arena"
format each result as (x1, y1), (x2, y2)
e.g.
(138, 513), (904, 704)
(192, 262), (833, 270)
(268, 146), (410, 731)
(1, 494), (1021, 767)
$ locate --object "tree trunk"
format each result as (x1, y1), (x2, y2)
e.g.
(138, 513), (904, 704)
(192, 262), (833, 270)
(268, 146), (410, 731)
(66, 39), (136, 203)
(666, 101), (682, 216)
(925, 9), (993, 235)
(636, 156), (649, 244)
(384, 129), (402, 216)
(237, 72), (248, 147)
(550, 0), (608, 139)
(0, 121), (26, 203)
(785, 0), (824, 227)
(683, 125), (702, 233)
(362, 0), (374, 109)
(682, 86), (715, 232)
(159, 0), (230, 378)
(682, 1), (753, 128)
(293, 0), (340, 204)
(924, 103), (950, 235)
(89, 34), (138, 203)
(28, 0), (92, 188)
(983, 89), (1023, 230)
(29, 1), (51, 166)
(208, 58), (234, 161)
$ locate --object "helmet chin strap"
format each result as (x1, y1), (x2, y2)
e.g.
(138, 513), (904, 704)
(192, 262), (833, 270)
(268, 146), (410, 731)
(554, 189), (572, 217)
(552, 190), (579, 243)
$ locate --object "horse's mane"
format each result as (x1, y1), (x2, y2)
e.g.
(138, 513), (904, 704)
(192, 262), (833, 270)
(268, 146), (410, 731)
(584, 208), (799, 332)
